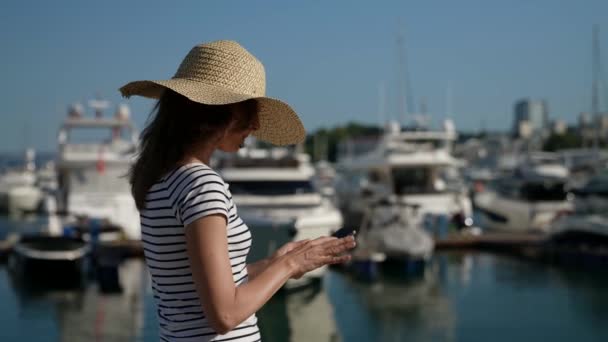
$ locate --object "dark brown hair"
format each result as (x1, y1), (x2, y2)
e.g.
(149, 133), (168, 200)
(129, 89), (257, 210)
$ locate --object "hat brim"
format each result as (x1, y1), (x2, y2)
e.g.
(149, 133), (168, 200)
(119, 78), (306, 146)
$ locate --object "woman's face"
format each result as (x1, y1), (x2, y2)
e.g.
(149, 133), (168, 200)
(217, 103), (260, 152)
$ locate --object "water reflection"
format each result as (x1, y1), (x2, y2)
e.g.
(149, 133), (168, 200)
(257, 279), (340, 342)
(441, 252), (608, 342)
(0, 215), (47, 239)
(4, 259), (147, 342)
(488, 254), (608, 331)
(2, 253), (608, 341)
(326, 264), (456, 342)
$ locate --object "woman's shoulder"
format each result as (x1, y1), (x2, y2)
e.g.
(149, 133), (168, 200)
(164, 162), (224, 185)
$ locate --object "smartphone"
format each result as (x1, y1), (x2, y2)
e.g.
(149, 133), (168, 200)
(331, 227), (356, 239)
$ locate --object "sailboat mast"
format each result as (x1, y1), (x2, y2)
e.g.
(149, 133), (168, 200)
(397, 33), (408, 126)
(378, 82), (386, 129)
(446, 82), (453, 119)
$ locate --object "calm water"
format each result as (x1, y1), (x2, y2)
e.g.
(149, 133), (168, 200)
(1, 216), (608, 341)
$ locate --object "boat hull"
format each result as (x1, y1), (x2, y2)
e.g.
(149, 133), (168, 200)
(474, 190), (572, 232)
(9, 236), (90, 288)
(8, 186), (42, 213)
(340, 192), (472, 230)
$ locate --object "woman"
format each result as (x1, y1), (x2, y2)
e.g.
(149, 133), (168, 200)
(120, 40), (356, 341)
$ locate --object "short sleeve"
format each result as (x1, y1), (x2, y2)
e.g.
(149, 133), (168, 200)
(172, 168), (230, 227)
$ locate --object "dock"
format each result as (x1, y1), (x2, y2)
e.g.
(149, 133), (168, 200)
(435, 232), (546, 250)
(435, 231), (608, 268)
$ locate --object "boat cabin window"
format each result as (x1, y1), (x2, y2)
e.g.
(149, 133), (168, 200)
(582, 173), (608, 195)
(387, 138), (448, 153)
(493, 179), (520, 199)
(64, 127), (131, 145)
(407, 139), (446, 149)
(226, 180), (315, 196)
(519, 182), (568, 201)
(391, 167), (440, 194)
(368, 170), (383, 183)
(492, 178), (568, 201)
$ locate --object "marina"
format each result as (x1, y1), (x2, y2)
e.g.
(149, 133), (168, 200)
(3, 2), (608, 341)
(1, 93), (608, 340)
(0, 94), (607, 340)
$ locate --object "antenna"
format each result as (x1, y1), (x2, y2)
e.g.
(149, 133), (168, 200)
(89, 93), (109, 119)
(419, 97), (430, 129)
(396, 33), (408, 126)
(446, 81), (453, 119)
(378, 82), (386, 129)
(592, 24), (600, 150)
(420, 97), (428, 115)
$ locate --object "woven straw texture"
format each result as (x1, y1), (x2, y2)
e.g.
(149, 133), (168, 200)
(119, 40), (305, 145)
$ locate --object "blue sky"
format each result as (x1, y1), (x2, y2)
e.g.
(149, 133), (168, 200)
(1, 0), (607, 152)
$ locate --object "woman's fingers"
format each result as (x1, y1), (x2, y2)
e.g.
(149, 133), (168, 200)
(320, 254), (352, 265)
(330, 254), (352, 264)
(314, 237), (355, 266)
(321, 235), (356, 255)
(309, 236), (337, 246)
(286, 235), (356, 277)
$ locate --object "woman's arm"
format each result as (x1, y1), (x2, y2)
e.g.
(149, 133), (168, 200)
(185, 215), (354, 335)
(245, 258), (271, 280)
(185, 214), (294, 334)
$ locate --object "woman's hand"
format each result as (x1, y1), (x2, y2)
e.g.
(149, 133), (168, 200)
(272, 239), (310, 259)
(283, 236), (356, 279)
(270, 239), (311, 279)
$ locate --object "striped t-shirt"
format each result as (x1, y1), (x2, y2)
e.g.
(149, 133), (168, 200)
(141, 163), (260, 342)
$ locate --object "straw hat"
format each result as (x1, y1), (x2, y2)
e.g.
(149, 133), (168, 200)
(119, 40), (305, 145)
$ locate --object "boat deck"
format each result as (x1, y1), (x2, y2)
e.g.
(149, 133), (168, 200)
(0, 235), (143, 263)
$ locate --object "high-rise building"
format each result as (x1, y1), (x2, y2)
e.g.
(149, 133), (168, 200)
(512, 99), (548, 137)
(579, 112), (592, 128)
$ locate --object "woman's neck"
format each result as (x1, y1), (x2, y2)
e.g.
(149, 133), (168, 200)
(181, 140), (217, 165)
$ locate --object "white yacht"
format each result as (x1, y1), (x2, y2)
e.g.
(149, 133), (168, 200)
(548, 169), (608, 242)
(216, 146), (343, 283)
(474, 153), (573, 233)
(0, 148), (43, 215)
(48, 102), (141, 240)
(335, 120), (473, 232)
(570, 169), (608, 214)
(355, 198), (435, 264)
(550, 213), (608, 244)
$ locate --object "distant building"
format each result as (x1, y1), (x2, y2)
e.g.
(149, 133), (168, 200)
(551, 119), (567, 135)
(517, 120), (533, 139)
(578, 112), (593, 146)
(512, 99), (548, 137)
(579, 112), (608, 146)
(599, 113), (608, 141)
(578, 112), (592, 128)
